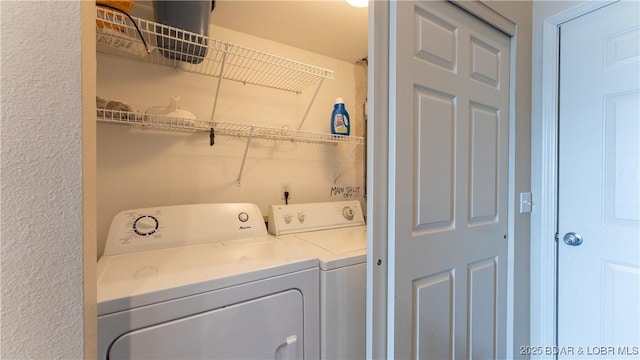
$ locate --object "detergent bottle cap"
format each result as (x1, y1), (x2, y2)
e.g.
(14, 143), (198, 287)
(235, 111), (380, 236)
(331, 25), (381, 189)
(335, 97), (344, 104)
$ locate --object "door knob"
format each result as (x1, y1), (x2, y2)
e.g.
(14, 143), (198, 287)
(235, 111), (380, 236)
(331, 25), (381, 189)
(563, 232), (583, 246)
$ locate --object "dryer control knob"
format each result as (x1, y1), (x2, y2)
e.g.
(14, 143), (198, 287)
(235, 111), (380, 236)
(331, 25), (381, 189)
(238, 212), (249, 222)
(133, 215), (159, 236)
(297, 212), (306, 223)
(283, 214), (292, 224)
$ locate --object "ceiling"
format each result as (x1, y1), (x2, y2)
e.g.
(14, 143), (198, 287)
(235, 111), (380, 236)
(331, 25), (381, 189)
(134, 1), (369, 64)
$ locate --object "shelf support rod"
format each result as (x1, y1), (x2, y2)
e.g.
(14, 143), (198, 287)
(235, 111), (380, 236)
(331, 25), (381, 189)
(210, 44), (229, 123)
(297, 78), (324, 130)
(236, 126), (255, 186)
(333, 142), (358, 183)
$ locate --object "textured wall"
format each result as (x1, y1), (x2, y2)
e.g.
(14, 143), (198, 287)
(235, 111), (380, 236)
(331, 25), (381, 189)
(0, 1), (87, 358)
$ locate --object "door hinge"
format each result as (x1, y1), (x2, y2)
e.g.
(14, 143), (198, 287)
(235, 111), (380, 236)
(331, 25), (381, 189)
(554, 232), (559, 242)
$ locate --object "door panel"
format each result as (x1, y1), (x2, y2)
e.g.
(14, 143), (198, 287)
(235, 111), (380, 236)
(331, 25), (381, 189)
(604, 92), (640, 227)
(468, 257), (498, 359)
(390, 1), (510, 358)
(558, 1), (640, 357)
(412, 271), (455, 359)
(414, 86), (455, 232)
(469, 102), (500, 225)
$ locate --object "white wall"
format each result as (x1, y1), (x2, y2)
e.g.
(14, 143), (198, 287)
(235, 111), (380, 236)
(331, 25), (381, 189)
(0, 1), (96, 358)
(482, 2), (533, 357)
(96, 24), (366, 258)
(530, 0), (590, 352)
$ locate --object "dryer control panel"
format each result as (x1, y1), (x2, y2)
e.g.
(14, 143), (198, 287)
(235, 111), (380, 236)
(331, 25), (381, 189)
(103, 203), (268, 256)
(268, 201), (365, 236)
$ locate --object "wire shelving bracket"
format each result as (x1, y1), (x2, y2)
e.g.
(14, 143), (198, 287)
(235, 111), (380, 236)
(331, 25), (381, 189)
(333, 143), (359, 183)
(236, 126), (255, 186)
(97, 110), (364, 146)
(95, 7), (334, 95)
(95, 8), (361, 184)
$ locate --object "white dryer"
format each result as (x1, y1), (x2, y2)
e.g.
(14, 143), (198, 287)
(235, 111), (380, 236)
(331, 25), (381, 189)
(97, 203), (319, 359)
(268, 201), (366, 360)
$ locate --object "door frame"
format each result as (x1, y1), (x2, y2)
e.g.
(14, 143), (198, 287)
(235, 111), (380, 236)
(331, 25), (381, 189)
(367, 1), (527, 358)
(530, 0), (617, 355)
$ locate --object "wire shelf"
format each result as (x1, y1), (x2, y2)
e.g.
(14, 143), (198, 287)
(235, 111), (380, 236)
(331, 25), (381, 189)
(97, 110), (364, 145)
(96, 7), (334, 94)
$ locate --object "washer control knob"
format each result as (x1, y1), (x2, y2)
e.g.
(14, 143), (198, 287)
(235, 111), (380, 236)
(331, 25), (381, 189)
(283, 214), (292, 224)
(133, 215), (159, 236)
(238, 212), (249, 222)
(342, 206), (354, 220)
(297, 212), (306, 223)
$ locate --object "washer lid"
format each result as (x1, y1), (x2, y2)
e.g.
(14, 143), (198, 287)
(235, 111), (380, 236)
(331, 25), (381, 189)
(292, 227), (366, 270)
(97, 236), (317, 316)
(295, 227), (366, 254)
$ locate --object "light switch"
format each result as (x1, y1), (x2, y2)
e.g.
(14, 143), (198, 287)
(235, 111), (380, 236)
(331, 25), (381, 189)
(520, 192), (532, 213)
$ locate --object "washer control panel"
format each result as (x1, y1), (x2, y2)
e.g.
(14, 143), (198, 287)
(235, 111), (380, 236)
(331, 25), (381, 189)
(103, 203), (267, 256)
(268, 201), (365, 236)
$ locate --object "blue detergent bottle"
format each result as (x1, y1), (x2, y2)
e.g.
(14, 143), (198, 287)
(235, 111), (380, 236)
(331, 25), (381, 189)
(331, 98), (351, 136)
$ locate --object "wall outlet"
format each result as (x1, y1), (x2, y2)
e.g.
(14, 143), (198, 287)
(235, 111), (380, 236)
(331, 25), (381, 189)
(280, 183), (291, 200)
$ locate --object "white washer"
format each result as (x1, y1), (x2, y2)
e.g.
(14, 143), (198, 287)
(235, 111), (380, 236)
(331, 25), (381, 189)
(268, 201), (366, 360)
(98, 203), (319, 359)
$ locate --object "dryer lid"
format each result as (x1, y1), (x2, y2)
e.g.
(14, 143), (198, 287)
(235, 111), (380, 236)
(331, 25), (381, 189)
(97, 235), (317, 316)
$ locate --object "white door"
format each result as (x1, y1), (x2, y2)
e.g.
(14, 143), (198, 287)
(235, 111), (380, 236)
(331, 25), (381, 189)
(558, 1), (640, 357)
(389, 1), (510, 358)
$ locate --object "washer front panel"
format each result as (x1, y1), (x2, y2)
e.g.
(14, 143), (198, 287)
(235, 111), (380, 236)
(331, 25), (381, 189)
(321, 263), (366, 360)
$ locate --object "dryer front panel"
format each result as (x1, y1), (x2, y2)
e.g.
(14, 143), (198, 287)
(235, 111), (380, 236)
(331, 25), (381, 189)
(108, 290), (303, 359)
